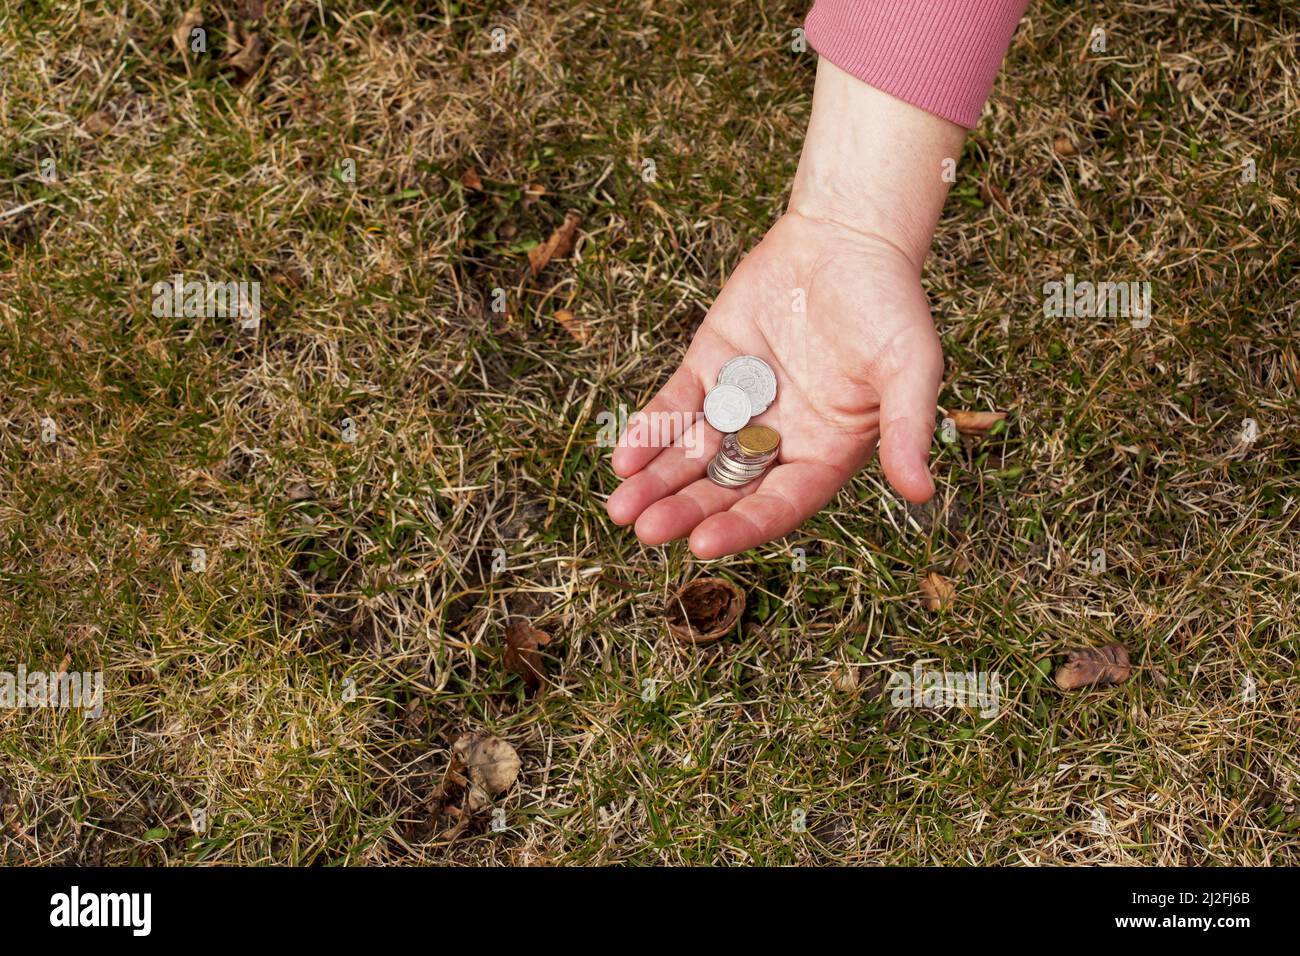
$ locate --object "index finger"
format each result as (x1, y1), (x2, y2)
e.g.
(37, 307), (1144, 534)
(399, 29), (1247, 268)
(610, 365), (706, 478)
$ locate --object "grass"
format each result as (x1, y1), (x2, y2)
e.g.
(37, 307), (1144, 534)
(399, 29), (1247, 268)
(1, 0), (1298, 865)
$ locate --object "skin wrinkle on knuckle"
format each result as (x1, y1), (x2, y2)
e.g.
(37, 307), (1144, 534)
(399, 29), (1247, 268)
(881, 413), (925, 437)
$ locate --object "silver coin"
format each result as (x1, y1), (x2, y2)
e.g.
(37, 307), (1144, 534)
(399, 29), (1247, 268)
(713, 456), (756, 480)
(706, 459), (735, 486)
(708, 457), (753, 487)
(707, 450), (771, 488)
(717, 356), (777, 410)
(703, 383), (752, 433)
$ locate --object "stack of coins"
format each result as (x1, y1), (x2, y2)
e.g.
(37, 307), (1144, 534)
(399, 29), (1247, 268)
(708, 425), (781, 487)
(703, 355), (781, 488)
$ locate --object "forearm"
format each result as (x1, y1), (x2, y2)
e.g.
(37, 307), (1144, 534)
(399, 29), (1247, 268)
(791, 1), (1030, 267)
(789, 58), (967, 270)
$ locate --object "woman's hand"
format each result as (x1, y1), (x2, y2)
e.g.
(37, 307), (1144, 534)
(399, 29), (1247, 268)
(606, 59), (968, 559)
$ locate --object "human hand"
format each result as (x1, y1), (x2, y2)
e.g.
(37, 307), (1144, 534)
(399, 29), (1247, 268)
(606, 60), (968, 559)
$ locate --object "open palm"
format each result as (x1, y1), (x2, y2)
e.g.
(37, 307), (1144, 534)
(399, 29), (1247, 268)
(607, 211), (944, 559)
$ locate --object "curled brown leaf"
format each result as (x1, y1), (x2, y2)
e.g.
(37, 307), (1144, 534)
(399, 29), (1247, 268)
(919, 571), (955, 612)
(430, 733), (520, 841)
(980, 181), (1010, 212)
(553, 308), (590, 344)
(227, 31), (264, 77)
(284, 479), (313, 501)
(81, 111), (113, 136)
(829, 664), (860, 694)
(527, 211), (581, 276)
(1054, 643), (1132, 690)
(503, 618), (552, 691)
(452, 733), (520, 813)
(172, 8), (204, 55)
(948, 409), (1006, 437)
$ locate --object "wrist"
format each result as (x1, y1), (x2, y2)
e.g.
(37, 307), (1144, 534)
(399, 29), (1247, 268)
(789, 59), (968, 269)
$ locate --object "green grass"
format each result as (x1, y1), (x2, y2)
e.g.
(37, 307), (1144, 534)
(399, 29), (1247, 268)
(1, 0), (1298, 864)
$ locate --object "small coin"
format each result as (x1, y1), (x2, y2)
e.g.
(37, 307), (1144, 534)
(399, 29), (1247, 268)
(721, 433), (775, 468)
(709, 455), (759, 486)
(718, 356), (777, 410)
(703, 383), (752, 433)
(707, 458), (745, 487)
(736, 424), (780, 457)
(707, 448), (772, 487)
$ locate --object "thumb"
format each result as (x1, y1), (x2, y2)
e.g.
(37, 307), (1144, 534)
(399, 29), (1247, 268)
(876, 344), (942, 503)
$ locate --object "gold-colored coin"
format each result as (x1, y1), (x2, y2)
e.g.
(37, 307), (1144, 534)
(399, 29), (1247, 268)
(736, 424), (779, 456)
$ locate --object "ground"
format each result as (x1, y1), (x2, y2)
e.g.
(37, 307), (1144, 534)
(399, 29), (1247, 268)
(1, 0), (1297, 865)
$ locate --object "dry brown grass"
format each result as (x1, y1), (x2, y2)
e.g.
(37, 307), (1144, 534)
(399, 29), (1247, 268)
(0, 0), (1297, 865)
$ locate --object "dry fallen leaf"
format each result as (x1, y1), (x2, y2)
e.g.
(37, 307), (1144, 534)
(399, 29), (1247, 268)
(172, 8), (204, 55)
(81, 111), (113, 136)
(829, 664), (860, 694)
(948, 409), (1006, 437)
(553, 308), (590, 344)
(919, 571), (956, 611)
(428, 752), (469, 841)
(1054, 643), (1132, 690)
(1053, 135), (1078, 157)
(271, 261), (308, 289)
(284, 480), (313, 501)
(460, 168), (483, 190)
(979, 181), (1010, 212)
(665, 577), (745, 644)
(503, 618), (551, 691)
(452, 733), (520, 814)
(527, 211), (581, 276)
(227, 31), (264, 77)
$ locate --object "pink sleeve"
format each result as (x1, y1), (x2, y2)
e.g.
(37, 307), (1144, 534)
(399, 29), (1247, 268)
(803, 0), (1030, 129)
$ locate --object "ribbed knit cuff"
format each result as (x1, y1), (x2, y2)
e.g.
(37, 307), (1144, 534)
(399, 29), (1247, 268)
(804, 0), (1029, 129)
